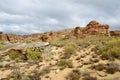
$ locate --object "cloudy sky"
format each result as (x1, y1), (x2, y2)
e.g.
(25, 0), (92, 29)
(0, 0), (120, 34)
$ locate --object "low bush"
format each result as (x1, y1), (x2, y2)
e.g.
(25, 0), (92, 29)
(6, 67), (22, 80)
(64, 44), (77, 58)
(6, 68), (41, 80)
(101, 37), (120, 59)
(0, 41), (4, 49)
(81, 70), (97, 80)
(24, 40), (32, 43)
(66, 69), (81, 80)
(51, 37), (67, 47)
(26, 48), (42, 62)
(8, 49), (21, 61)
(0, 44), (3, 49)
(29, 69), (41, 80)
(57, 59), (73, 69)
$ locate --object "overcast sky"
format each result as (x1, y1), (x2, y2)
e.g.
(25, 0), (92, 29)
(0, 0), (120, 34)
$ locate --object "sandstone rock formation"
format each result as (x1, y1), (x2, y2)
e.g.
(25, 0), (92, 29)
(0, 20), (111, 43)
(72, 26), (83, 39)
(64, 21), (109, 40)
(6, 34), (24, 43)
(41, 33), (49, 42)
(110, 30), (120, 36)
(41, 31), (56, 42)
(83, 20), (109, 35)
(64, 27), (83, 39)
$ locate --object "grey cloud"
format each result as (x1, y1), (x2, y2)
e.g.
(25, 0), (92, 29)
(0, 0), (120, 34)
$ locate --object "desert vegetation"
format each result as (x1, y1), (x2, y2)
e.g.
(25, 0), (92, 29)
(26, 48), (43, 62)
(0, 27), (120, 80)
(57, 59), (74, 69)
(101, 37), (120, 59)
(7, 49), (21, 61)
(3, 48), (43, 62)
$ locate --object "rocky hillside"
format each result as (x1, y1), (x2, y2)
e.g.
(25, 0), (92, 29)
(1, 20), (119, 43)
(0, 20), (120, 80)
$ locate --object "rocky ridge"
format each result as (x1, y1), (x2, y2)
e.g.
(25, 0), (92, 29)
(0, 20), (116, 43)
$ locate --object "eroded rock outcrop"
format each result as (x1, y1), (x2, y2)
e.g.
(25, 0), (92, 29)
(0, 20), (111, 43)
(64, 26), (84, 39)
(73, 26), (83, 39)
(41, 31), (56, 42)
(64, 21), (109, 40)
(83, 20), (109, 35)
(110, 30), (120, 36)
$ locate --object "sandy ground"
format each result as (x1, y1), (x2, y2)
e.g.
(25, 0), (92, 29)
(0, 46), (120, 80)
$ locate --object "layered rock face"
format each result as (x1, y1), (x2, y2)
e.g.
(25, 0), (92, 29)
(83, 20), (109, 35)
(64, 21), (109, 39)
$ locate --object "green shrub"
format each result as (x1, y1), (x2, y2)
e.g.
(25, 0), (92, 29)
(77, 40), (90, 49)
(0, 44), (3, 49)
(66, 69), (81, 80)
(6, 67), (22, 80)
(110, 47), (120, 58)
(54, 40), (67, 47)
(51, 37), (67, 47)
(101, 37), (120, 59)
(28, 69), (41, 80)
(26, 48), (42, 62)
(51, 37), (78, 47)
(57, 59), (73, 69)
(6, 68), (41, 80)
(0, 41), (4, 48)
(24, 40), (32, 43)
(64, 44), (77, 58)
(81, 70), (97, 80)
(8, 50), (21, 60)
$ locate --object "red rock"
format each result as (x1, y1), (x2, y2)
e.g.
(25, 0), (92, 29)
(110, 30), (120, 36)
(83, 20), (109, 35)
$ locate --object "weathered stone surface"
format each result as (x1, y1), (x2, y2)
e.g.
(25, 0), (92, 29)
(73, 26), (83, 39)
(61, 21), (109, 40)
(63, 27), (84, 39)
(41, 33), (49, 42)
(83, 20), (109, 35)
(41, 31), (56, 42)
(110, 30), (120, 36)
(5, 34), (24, 43)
